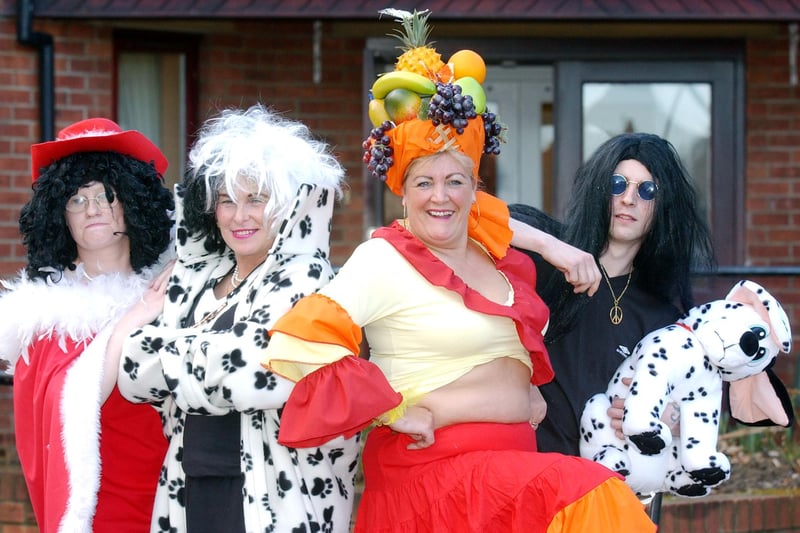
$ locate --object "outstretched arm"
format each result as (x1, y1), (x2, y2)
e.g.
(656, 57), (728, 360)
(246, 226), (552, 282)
(508, 218), (600, 296)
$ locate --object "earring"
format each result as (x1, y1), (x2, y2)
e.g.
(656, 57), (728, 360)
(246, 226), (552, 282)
(403, 203), (407, 220)
(469, 200), (481, 231)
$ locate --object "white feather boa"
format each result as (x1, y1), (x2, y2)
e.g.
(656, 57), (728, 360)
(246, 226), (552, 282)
(0, 266), (153, 370)
(0, 266), (155, 533)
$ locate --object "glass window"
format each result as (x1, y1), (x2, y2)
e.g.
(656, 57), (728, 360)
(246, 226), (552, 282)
(557, 58), (743, 265)
(114, 31), (198, 189)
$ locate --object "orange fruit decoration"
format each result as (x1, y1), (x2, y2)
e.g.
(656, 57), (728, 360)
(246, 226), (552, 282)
(447, 49), (486, 84)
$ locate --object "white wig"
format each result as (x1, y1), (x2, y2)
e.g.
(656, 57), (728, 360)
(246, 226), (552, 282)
(187, 104), (345, 230)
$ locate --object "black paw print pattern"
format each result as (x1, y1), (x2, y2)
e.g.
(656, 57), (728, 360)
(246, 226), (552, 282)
(268, 270), (293, 292)
(308, 262), (323, 280)
(309, 477), (333, 499)
(222, 349), (247, 373)
(164, 374), (179, 392)
(336, 476), (349, 499)
(327, 448), (344, 464)
(232, 322), (247, 337)
(190, 363), (205, 382)
(254, 370), (278, 391)
(187, 260), (209, 273)
(122, 356), (140, 380)
(250, 307), (272, 325)
(241, 446), (253, 472)
(251, 326), (270, 347)
(249, 411), (265, 431)
(167, 477), (185, 506)
(299, 215), (313, 238)
(306, 448), (324, 466)
(156, 515), (178, 533)
(147, 386), (170, 401)
(318, 188), (329, 207)
(277, 470), (293, 498)
(141, 335), (165, 354)
(167, 283), (186, 304)
(313, 248), (327, 261)
(158, 463), (169, 486)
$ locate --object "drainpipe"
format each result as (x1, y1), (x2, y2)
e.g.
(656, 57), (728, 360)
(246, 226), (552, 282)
(17, 0), (55, 142)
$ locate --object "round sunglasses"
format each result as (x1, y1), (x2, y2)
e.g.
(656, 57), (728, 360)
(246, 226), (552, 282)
(611, 173), (658, 201)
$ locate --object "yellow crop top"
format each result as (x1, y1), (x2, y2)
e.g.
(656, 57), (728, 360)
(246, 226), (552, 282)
(319, 238), (532, 404)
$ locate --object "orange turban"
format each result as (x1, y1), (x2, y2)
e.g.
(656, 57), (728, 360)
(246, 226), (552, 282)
(383, 117), (484, 196)
(377, 117), (511, 258)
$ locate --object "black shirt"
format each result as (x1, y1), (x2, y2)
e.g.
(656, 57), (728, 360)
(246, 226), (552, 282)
(536, 270), (680, 456)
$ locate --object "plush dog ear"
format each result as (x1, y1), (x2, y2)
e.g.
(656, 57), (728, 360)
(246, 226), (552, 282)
(728, 368), (794, 427)
(725, 281), (794, 428)
(726, 280), (792, 354)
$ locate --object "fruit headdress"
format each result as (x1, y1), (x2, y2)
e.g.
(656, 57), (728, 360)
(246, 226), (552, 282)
(363, 8), (510, 258)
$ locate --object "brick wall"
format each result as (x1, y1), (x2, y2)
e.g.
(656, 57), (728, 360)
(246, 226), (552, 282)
(192, 20), (367, 263)
(0, 15), (799, 531)
(746, 31), (800, 386)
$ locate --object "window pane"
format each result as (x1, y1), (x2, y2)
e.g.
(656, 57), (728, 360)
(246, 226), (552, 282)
(582, 83), (712, 220)
(118, 52), (186, 188)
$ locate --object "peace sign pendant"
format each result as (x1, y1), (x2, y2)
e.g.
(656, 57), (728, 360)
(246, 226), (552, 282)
(609, 304), (623, 325)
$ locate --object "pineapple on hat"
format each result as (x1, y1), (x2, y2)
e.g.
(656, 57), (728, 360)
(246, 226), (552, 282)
(380, 8), (452, 81)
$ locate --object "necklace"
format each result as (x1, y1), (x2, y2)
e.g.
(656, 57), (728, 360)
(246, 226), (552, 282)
(600, 264), (632, 325)
(230, 264), (245, 290)
(195, 298), (231, 327)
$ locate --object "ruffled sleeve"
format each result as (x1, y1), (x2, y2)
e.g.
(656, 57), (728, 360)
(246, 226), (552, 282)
(469, 191), (513, 260)
(265, 293), (402, 448)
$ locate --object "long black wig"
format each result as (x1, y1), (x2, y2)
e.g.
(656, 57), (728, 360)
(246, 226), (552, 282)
(19, 151), (174, 280)
(511, 132), (715, 343)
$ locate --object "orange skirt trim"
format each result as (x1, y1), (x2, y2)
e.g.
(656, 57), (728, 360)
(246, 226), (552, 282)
(547, 477), (657, 533)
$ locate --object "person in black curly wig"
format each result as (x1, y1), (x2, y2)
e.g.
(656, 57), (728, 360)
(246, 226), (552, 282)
(21, 145), (173, 280)
(509, 132), (715, 458)
(1, 118), (174, 533)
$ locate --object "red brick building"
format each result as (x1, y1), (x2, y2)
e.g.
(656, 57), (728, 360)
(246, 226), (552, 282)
(1, 1), (799, 531)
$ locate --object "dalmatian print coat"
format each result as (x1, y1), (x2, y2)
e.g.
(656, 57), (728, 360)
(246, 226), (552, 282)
(117, 184), (360, 533)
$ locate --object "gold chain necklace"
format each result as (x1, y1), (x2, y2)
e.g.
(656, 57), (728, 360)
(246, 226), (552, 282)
(600, 264), (632, 325)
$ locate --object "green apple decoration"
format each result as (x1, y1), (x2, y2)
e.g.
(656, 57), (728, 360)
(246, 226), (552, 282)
(454, 76), (486, 114)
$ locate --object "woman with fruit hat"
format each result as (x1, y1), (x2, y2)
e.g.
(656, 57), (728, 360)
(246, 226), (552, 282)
(0, 117), (174, 532)
(260, 10), (655, 532)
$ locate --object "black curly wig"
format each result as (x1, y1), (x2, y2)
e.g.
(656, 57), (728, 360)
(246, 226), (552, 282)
(19, 151), (175, 280)
(176, 177), (227, 255)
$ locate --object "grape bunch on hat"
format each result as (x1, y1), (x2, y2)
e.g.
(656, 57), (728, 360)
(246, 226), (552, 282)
(363, 8), (511, 258)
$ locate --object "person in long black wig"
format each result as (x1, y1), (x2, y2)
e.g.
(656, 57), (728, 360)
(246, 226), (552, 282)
(509, 132), (715, 457)
(0, 118), (174, 532)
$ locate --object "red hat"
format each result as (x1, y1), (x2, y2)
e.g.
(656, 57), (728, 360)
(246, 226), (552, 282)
(30, 118), (168, 181)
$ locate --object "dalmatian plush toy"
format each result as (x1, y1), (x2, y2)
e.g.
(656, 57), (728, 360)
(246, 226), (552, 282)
(580, 280), (793, 498)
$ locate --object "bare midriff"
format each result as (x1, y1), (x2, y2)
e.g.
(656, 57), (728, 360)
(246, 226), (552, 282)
(417, 356), (532, 429)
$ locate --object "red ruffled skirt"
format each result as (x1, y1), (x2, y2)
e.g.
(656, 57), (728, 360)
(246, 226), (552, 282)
(354, 422), (656, 533)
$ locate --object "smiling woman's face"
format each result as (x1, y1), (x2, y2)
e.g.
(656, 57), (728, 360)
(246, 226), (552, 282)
(402, 151), (476, 250)
(215, 176), (274, 262)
